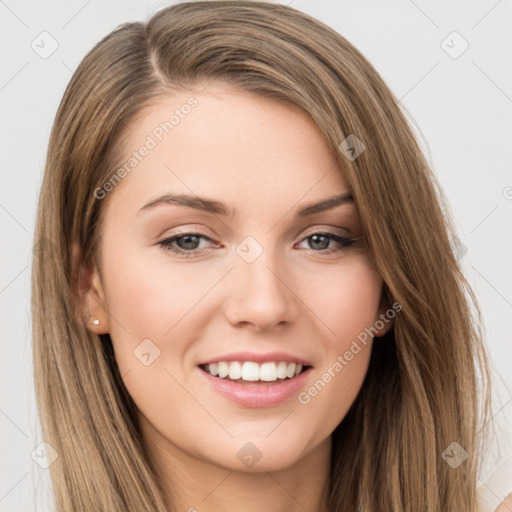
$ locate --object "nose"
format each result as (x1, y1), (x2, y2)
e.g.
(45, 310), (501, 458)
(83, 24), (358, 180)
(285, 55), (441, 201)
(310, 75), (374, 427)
(223, 247), (299, 331)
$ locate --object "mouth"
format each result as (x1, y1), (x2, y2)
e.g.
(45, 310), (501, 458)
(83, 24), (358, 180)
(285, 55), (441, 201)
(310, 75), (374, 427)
(196, 353), (314, 407)
(199, 360), (311, 385)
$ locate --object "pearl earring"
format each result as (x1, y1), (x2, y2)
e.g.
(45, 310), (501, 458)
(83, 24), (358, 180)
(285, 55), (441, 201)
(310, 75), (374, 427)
(92, 319), (100, 326)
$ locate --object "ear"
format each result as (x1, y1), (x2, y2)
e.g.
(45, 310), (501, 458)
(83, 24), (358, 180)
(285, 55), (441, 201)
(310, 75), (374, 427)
(373, 295), (396, 338)
(72, 242), (110, 335)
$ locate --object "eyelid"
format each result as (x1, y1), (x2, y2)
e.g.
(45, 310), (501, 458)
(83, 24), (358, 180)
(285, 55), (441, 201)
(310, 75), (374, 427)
(156, 224), (218, 241)
(300, 224), (354, 237)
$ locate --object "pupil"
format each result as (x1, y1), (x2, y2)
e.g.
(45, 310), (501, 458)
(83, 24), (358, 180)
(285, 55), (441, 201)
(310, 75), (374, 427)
(310, 234), (328, 250)
(179, 235), (199, 250)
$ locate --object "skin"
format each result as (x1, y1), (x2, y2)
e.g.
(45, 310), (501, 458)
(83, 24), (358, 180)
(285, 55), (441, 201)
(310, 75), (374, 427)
(78, 82), (393, 512)
(495, 494), (512, 512)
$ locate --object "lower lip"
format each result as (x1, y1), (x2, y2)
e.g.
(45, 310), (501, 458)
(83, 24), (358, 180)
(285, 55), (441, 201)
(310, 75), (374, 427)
(198, 367), (312, 408)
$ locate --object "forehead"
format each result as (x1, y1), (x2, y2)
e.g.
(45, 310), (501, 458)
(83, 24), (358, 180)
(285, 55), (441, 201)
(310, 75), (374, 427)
(103, 84), (351, 217)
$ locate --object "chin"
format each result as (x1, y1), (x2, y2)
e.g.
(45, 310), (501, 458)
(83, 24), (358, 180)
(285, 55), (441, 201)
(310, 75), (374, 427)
(200, 432), (317, 473)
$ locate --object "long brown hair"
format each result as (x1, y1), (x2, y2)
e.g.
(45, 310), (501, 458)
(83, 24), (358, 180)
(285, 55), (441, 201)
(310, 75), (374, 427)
(32, 1), (493, 510)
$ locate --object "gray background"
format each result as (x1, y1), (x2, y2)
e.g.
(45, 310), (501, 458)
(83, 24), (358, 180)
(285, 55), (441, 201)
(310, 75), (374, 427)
(1, 0), (511, 510)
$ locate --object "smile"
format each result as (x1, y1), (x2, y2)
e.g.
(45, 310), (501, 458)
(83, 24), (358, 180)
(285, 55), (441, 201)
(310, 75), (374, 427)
(198, 360), (312, 408)
(200, 360), (308, 383)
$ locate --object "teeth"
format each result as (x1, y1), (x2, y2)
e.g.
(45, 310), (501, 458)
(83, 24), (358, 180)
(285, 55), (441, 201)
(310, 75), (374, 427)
(209, 362), (219, 376)
(218, 361), (229, 378)
(242, 361), (260, 381)
(228, 361), (242, 380)
(260, 362), (276, 382)
(276, 361), (288, 379)
(204, 361), (306, 382)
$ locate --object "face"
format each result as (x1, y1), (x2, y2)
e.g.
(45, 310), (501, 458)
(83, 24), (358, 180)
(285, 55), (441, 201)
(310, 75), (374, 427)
(81, 83), (389, 473)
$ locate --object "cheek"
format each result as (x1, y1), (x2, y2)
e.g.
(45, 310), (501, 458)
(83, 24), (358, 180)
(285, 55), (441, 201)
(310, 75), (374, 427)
(293, 257), (382, 437)
(299, 255), (383, 343)
(101, 244), (234, 388)
(102, 247), (213, 337)
(100, 249), (207, 425)
(298, 347), (371, 448)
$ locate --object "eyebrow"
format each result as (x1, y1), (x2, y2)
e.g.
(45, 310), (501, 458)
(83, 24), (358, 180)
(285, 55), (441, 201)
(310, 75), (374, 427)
(138, 192), (354, 217)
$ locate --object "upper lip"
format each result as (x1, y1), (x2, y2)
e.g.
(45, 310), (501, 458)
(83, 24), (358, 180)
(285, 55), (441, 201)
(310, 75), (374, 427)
(198, 351), (313, 367)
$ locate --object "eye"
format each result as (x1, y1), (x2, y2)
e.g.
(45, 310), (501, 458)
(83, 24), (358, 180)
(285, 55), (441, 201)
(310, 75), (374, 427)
(157, 229), (359, 258)
(158, 232), (215, 258)
(296, 231), (357, 255)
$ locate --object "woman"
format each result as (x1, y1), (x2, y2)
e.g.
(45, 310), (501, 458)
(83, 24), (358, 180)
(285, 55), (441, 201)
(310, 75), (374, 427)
(31, 1), (495, 510)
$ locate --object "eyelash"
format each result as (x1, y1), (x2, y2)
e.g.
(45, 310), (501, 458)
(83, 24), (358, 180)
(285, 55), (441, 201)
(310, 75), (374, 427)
(157, 230), (358, 258)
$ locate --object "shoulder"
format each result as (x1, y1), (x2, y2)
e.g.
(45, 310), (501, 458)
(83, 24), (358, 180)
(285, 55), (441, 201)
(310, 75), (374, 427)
(477, 456), (512, 512)
(493, 492), (512, 512)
